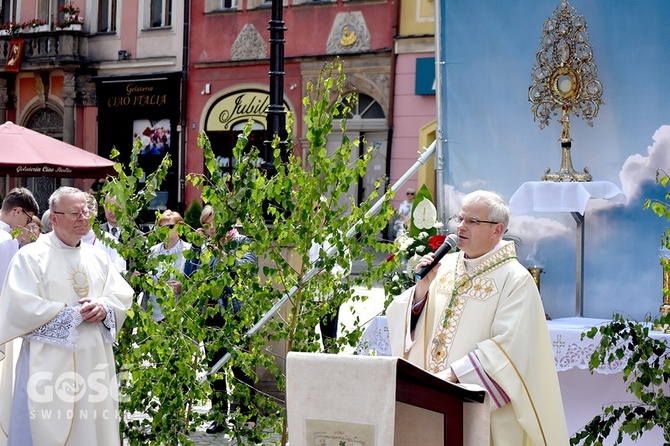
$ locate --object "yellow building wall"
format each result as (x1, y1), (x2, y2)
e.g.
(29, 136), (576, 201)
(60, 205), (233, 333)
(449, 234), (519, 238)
(399, 0), (435, 36)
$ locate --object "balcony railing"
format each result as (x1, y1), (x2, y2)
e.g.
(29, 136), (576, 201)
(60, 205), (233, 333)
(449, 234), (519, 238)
(0, 29), (87, 67)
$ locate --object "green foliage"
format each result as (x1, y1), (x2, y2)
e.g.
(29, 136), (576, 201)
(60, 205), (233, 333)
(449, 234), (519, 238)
(183, 199), (202, 229)
(643, 169), (670, 249)
(570, 314), (670, 445)
(574, 169), (670, 445)
(108, 58), (398, 445)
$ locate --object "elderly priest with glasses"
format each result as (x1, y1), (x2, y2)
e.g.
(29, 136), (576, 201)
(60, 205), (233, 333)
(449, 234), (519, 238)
(0, 187), (133, 446)
(387, 190), (568, 445)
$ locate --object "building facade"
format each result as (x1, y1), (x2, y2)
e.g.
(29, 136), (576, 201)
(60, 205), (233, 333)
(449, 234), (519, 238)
(185, 0), (399, 208)
(392, 0), (436, 205)
(0, 0), (185, 212)
(1, 0), (437, 221)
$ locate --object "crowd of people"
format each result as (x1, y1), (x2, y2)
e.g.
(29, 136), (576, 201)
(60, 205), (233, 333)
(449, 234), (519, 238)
(0, 184), (568, 445)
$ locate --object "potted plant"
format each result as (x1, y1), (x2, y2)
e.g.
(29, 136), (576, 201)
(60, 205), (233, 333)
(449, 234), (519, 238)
(60, 2), (80, 17)
(20, 18), (49, 33)
(0, 21), (20, 36)
(58, 2), (84, 30)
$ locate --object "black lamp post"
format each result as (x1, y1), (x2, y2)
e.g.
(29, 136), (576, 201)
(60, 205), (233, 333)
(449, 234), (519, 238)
(264, 0), (288, 168)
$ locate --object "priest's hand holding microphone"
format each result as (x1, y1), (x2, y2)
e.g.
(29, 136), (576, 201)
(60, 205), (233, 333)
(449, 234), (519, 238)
(412, 233), (460, 383)
(413, 233), (459, 305)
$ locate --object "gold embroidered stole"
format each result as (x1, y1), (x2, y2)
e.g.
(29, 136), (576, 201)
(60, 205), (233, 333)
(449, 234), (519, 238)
(427, 242), (517, 374)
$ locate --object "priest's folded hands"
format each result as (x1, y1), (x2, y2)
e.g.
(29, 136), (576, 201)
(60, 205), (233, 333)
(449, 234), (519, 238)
(79, 296), (109, 323)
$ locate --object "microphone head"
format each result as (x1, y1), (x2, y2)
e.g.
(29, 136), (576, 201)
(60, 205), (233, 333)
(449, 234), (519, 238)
(444, 233), (459, 249)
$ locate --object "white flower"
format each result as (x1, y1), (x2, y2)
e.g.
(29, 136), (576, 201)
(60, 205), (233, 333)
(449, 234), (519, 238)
(434, 221), (444, 229)
(417, 231), (429, 240)
(412, 198), (437, 230)
(406, 254), (422, 277)
(416, 245), (426, 253)
(397, 236), (415, 251)
(392, 274), (399, 282)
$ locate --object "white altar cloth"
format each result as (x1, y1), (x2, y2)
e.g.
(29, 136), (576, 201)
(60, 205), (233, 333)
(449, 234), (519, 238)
(355, 315), (392, 356)
(509, 180), (625, 215)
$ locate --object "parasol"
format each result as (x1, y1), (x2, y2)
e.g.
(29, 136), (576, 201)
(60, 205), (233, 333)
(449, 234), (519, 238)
(0, 121), (116, 179)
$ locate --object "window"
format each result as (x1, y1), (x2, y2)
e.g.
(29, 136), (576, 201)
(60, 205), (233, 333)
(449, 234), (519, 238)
(339, 93), (385, 120)
(150, 0), (171, 28)
(247, 0), (272, 10)
(292, 0), (334, 5)
(0, 0), (16, 24)
(98, 0), (117, 32)
(36, 0), (49, 22)
(220, 0), (237, 8)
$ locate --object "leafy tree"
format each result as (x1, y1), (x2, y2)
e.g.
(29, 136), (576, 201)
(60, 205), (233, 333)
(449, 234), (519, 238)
(104, 58), (397, 445)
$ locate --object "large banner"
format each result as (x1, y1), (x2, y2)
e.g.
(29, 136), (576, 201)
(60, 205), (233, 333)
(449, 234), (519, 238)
(440, 1), (670, 319)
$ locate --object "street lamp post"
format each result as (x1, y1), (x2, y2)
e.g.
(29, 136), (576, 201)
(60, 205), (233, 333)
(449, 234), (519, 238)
(264, 0), (288, 166)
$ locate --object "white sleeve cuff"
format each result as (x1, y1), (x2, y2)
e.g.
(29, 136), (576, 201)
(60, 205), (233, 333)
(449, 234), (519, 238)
(24, 306), (83, 351)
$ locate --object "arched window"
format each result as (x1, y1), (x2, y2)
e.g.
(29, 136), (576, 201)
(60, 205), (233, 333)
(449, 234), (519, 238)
(27, 108), (63, 139)
(327, 93), (389, 205)
(25, 107), (64, 214)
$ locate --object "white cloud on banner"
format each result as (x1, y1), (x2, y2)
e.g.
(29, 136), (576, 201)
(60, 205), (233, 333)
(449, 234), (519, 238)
(507, 216), (571, 243)
(620, 125), (670, 203)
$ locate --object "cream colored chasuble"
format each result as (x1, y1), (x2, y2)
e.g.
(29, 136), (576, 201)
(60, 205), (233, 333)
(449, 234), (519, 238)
(387, 241), (569, 446)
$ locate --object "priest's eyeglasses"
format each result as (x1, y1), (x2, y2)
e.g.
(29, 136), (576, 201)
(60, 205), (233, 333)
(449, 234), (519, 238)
(53, 209), (91, 219)
(452, 214), (499, 226)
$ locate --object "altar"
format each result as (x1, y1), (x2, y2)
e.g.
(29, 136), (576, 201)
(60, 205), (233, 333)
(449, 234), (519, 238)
(356, 315), (669, 443)
(548, 317), (668, 444)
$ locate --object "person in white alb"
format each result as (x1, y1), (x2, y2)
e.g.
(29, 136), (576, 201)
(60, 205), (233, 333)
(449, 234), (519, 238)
(0, 188), (39, 446)
(386, 190), (569, 445)
(0, 187), (133, 446)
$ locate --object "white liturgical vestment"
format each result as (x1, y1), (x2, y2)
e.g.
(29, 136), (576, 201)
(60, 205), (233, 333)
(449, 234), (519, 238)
(0, 223), (20, 444)
(387, 240), (569, 446)
(0, 232), (133, 446)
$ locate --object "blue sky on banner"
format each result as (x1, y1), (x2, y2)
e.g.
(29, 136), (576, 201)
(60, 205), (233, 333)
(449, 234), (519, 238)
(439, 0), (670, 320)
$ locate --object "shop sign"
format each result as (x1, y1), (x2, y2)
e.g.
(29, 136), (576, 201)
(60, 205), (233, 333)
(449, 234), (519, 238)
(100, 78), (174, 111)
(206, 90), (276, 131)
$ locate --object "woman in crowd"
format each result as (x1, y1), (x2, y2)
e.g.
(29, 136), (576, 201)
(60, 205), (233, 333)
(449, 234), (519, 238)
(144, 210), (191, 322)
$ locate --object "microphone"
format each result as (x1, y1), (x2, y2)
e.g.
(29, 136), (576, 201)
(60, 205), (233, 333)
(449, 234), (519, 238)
(414, 234), (459, 280)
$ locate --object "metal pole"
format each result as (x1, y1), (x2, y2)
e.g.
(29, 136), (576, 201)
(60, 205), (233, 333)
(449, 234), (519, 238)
(264, 0), (288, 164)
(433, 0), (447, 226)
(572, 212), (585, 316)
(200, 141), (437, 383)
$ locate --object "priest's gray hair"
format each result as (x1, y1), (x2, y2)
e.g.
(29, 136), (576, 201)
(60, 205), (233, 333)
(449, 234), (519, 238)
(49, 186), (86, 210)
(461, 190), (510, 230)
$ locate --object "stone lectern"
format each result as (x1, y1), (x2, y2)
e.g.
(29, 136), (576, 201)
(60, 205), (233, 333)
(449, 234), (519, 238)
(287, 352), (489, 446)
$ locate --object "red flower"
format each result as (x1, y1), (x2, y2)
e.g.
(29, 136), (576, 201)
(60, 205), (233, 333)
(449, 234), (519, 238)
(386, 253), (396, 262)
(428, 234), (446, 252)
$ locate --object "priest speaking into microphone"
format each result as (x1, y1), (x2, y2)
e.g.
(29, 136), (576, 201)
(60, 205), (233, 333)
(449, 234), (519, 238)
(386, 190), (568, 445)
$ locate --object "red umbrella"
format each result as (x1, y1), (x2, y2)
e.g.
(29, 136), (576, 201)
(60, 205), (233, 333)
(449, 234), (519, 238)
(0, 121), (116, 178)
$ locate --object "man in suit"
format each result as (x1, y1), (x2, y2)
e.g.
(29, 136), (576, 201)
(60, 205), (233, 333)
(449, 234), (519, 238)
(100, 195), (121, 239)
